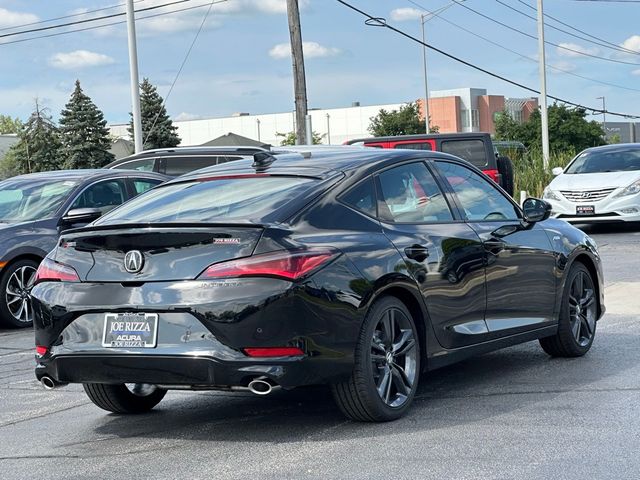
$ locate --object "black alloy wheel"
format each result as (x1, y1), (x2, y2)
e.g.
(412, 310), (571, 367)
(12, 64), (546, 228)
(540, 263), (597, 357)
(332, 296), (420, 421)
(0, 259), (39, 328)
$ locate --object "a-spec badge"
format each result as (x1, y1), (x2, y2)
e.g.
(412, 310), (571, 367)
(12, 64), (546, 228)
(124, 250), (144, 273)
(213, 238), (241, 244)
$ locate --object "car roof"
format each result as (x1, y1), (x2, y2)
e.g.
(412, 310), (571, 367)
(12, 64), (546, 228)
(105, 146), (268, 167)
(8, 169), (167, 182)
(346, 132), (492, 144)
(169, 145), (463, 183)
(580, 143), (640, 154)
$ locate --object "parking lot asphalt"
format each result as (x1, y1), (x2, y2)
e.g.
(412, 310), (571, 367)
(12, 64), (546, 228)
(1, 224), (639, 480)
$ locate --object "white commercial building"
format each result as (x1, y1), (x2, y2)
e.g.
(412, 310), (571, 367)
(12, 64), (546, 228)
(109, 102), (404, 147)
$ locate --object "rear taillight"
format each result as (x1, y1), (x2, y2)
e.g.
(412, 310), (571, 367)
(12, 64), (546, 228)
(244, 347), (305, 357)
(35, 345), (48, 357)
(34, 258), (80, 284)
(198, 248), (338, 281)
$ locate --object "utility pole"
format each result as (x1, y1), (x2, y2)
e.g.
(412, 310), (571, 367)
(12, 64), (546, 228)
(420, 14), (431, 134)
(126, 0), (143, 153)
(536, 0), (549, 170)
(286, 0), (308, 145)
(597, 96), (606, 140)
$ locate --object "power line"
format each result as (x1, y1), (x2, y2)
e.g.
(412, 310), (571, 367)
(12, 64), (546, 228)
(406, 0), (640, 93)
(0, 0), (191, 39)
(334, 0), (640, 118)
(0, 1), (224, 47)
(451, 0), (640, 65)
(495, 0), (639, 56)
(516, 0), (640, 56)
(0, 0), (148, 33)
(144, 0), (220, 144)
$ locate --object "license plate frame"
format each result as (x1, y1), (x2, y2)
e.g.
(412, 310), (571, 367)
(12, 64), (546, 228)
(576, 205), (595, 216)
(102, 313), (158, 348)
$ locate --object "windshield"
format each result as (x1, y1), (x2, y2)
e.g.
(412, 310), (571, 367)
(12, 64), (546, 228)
(96, 175), (318, 224)
(0, 178), (78, 223)
(565, 148), (640, 174)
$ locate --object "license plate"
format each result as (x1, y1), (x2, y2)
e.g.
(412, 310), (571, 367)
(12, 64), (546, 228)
(102, 313), (158, 348)
(576, 205), (595, 216)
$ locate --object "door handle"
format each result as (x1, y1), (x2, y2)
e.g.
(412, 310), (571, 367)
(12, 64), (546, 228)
(404, 244), (429, 262)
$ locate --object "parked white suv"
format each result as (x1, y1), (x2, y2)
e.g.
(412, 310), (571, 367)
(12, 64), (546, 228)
(543, 143), (640, 223)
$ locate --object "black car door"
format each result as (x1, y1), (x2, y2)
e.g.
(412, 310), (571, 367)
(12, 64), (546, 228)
(375, 161), (489, 349)
(433, 160), (557, 336)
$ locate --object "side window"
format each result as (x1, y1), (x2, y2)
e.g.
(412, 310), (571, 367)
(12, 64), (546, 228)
(340, 177), (376, 217)
(214, 155), (243, 166)
(70, 180), (127, 214)
(132, 178), (163, 195)
(377, 163), (453, 223)
(164, 157), (217, 176)
(436, 161), (519, 221)
(392, 142), (432, 151)
(113, 158), (156, 172)
(440, 139), (488, 168)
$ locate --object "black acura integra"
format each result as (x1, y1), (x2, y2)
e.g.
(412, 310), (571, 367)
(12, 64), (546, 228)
(31, 147), (604, 422)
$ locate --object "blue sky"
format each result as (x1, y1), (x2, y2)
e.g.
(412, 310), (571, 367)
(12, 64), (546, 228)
(0, 0), (639, 125)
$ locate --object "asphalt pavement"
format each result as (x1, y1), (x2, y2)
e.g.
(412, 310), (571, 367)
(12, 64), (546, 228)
(1, 223), (639, 480)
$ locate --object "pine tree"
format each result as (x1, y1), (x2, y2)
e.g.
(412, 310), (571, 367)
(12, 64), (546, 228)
(59, 80), (115, 169)
(9, 101), (63, 174)
(128, 78), (180, 150)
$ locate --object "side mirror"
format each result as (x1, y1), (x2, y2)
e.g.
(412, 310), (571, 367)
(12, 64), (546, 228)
(551, 167), (564, 176)
(61, 208), (102, 225)
(522, 198), (552, 223)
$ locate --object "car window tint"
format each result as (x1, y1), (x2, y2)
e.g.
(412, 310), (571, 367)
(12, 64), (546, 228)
(440, 139), (487, 168)
(378, 163), (453, 223)
(96, 176), (317, 224)
(114, 158), (156, 172)
(71, 180), (127, 214)
(436, 161), (519, 221)
(392, 142), (432, 151)
(164, 157), (218, 176)
(341, 177), (376, 217)
(133, 179), (162, 195)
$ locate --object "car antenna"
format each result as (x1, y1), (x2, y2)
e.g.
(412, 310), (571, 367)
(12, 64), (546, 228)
(252, 151), (277, 172)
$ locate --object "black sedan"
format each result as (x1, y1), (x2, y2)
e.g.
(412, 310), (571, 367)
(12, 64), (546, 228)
(0, 169), (167, 327)
(31, 148), (604, 422)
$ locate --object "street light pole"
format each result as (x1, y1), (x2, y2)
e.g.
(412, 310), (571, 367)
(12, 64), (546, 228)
(536, 0), (550, 170)
(420, 14), (431, 134)
(597, 96), (606, 140)
(125, 0), (143, 154)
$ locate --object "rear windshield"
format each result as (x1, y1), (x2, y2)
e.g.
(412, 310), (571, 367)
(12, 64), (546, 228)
(565, 148), (640, 174)
(95, 175), (317, 224)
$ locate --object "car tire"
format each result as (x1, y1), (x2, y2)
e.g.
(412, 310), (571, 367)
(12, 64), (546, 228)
(539, 263), (597, 357)
(0, 258), (39, 328)
(83, 383), (167, 414)
(497, 156), (514, 197)
(331, 296), (421, 422)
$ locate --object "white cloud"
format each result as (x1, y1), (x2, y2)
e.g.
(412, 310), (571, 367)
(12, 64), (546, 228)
(632, 69), (640, 76)
(557, 42), (601, 58)
(175, 112), (203, 121)
(49, 50), (115, 70)
(0, 7), (39, 28)
(269, 41), (341, 60)
(620, 35), (640, 53)
(390, 8), (423, 22)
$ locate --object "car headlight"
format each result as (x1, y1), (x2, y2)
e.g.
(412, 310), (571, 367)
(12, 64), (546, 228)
(614, 179), (640, 198)
(543, 187), (560, 201)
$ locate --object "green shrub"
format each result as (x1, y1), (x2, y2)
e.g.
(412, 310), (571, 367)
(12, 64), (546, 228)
(510, 148), (575, 198)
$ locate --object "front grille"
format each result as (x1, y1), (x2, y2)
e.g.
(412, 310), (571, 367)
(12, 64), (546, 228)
(559, 188), (616, 203)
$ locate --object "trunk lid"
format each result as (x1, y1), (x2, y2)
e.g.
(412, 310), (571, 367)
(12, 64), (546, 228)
(55, 224), (263, 282)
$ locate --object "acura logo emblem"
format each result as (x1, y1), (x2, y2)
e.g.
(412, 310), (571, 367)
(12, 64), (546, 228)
(124, 250), (144, 273)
